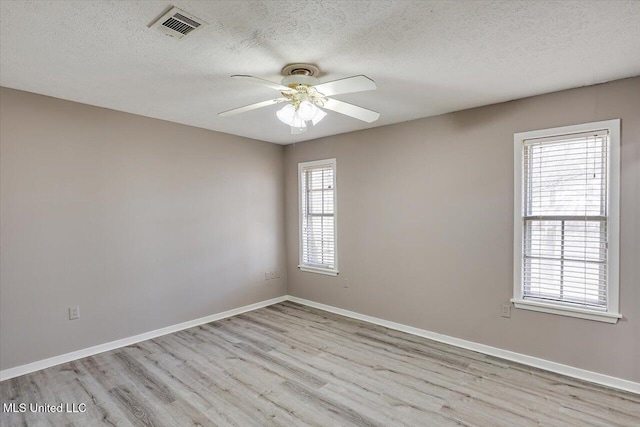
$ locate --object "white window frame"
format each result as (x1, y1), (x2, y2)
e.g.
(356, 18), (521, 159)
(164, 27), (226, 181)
(512, 119), (621, 323)
(298, 158), (338, 276)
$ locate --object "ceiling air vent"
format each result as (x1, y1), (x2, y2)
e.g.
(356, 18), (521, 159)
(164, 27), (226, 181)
(149, 7), (207, 40)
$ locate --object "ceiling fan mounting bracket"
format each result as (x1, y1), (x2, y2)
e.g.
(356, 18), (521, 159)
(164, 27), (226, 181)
(281, 63), (320, 77)
(281, 63), (321, 88)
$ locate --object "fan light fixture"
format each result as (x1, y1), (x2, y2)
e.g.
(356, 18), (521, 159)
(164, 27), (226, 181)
(218, 64), (380, 135)
(276, 102), (326, 128)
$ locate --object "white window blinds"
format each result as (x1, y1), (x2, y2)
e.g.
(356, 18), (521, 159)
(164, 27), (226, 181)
(522, 130), (609, 309)
(299, 159), (337, 274)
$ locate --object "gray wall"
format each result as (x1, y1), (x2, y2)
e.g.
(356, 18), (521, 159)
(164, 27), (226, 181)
(2, 78), (638, 382)
(0, 88), (286, 370)
(284, 77), (640, 382)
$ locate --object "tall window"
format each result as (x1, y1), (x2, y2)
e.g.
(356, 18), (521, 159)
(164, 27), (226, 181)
(298, 158), (338, 276)
(513, 120), (620, 323)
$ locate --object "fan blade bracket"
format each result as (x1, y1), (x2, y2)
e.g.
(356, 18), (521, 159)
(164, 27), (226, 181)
(280, 90), (297, 99)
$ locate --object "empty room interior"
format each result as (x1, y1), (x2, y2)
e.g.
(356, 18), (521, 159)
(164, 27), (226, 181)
(1, 1), (639, 426)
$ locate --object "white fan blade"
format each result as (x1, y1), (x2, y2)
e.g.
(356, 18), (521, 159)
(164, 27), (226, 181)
(313, 75), (376, 96)
(218, 98), (287, 117)
(323, 98), (380, 123)
(231, 75), (293, 92)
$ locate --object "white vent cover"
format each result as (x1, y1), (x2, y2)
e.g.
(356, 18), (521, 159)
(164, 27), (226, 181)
(149, 7), (207, 40)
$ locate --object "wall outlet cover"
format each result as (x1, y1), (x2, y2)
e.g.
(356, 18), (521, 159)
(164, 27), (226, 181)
(501, 303), (511, 318)
(69, 306), (80, 320)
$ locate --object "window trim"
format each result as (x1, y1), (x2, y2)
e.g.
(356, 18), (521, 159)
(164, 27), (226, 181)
(512, 119), (621, 323)
(298, 158), (338, 276)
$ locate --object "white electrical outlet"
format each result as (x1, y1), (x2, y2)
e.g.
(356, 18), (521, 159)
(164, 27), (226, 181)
(265, 272), (270, 280)
(343, 279), (349, 288)
(69, 306), (80, 320)
(501, 303), (511, 318)
(270, 271), (276, 279)
(276, 270), (281, 278)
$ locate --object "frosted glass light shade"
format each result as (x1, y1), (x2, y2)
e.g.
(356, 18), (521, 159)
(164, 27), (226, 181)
(291, 114), (306, 128)
(277, 102), (322, 133)
(276, 104), (296, 126)
(297, 100), (318, 121)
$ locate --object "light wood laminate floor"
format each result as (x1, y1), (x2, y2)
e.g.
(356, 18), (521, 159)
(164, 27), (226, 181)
(1, 301), (638, 426)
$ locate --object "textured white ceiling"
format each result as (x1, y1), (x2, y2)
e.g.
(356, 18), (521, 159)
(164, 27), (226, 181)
(1, 1), (639, 144)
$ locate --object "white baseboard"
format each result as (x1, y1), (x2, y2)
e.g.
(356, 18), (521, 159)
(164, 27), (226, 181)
(3, 294), (638, 395)
(0, 296), (287, 381)
(286, 296), (640, 395)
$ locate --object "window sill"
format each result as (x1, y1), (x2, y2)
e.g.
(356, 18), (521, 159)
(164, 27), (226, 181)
(511, 299), (621, 324)
(298, 265), (339, 276)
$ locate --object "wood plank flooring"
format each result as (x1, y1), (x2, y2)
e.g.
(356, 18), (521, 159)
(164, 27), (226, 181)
(1, 301), (638, 426)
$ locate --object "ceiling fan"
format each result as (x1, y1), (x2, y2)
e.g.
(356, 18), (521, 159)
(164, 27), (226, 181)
(218, 64), (380, 134)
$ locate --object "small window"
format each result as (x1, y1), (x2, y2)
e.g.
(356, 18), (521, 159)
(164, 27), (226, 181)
(513, 120), (621, 323)
(298, 159), (338, 276)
